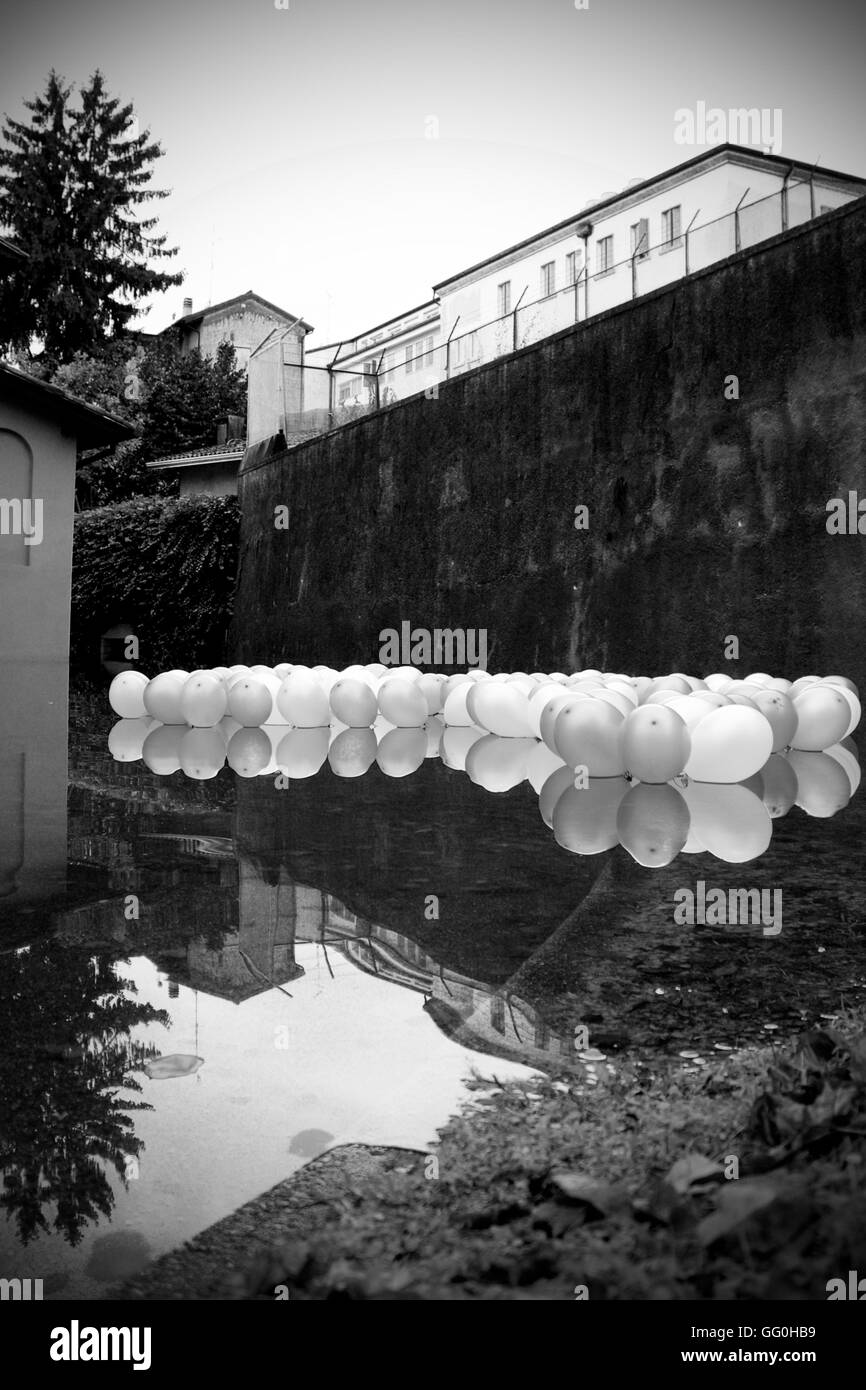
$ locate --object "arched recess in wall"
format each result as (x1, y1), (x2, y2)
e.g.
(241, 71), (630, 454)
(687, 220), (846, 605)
(0, 429), (34, 567)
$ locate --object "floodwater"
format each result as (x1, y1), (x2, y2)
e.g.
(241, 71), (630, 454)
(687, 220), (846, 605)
(0, 672), (864, 1299)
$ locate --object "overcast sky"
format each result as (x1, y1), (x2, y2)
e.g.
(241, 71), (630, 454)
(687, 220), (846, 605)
(2, 0), (864, 344)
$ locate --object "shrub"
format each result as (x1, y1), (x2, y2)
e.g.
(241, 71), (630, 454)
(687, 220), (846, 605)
(71, 493), (239, 672)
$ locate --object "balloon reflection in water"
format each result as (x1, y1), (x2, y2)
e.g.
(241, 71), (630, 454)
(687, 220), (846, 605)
(108, 662), (861, 868)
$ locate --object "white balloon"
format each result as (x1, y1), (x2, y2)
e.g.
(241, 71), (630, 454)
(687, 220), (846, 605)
(466, 735), (535, 792)
(377, 677), (428, 727)
(526, 742), (567, 794)
(664, 695), (717, 735)
(554, 699), (625, 775)
(470, 682), (534, 737)
(619, 704), (691, 783)
(108, 671), (148, 718)
(180, 673), (228, 728)
(227, 677), (273, 727)
(442, 683), (476, 727)
(792, 686), (851, 750)
(376, 727), (427, 777)
(813, 681), (860, 740)
(680, 781), (772, 862)
(704, 673), (735, 693)
(276, 728), (329, 778)
(330, 678), (378, 727)
(276, 671), (331, 727)
(684, 706), (773, 783)
(440, 725), (486, 770)
(143, 672), (187, 724)
(108, 717), (152, 762)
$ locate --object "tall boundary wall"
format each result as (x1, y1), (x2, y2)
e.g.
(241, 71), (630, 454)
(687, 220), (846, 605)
(233, 198), (866, 690)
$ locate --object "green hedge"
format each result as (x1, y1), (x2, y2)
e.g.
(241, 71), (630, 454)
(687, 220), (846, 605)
(71, 494), (239, 673)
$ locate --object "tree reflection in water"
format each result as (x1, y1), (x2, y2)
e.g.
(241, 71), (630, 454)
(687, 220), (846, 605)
(0, 939), (169, 1246)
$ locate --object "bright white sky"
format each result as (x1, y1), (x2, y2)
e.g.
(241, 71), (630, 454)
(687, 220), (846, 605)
(1, 0), (864, 346)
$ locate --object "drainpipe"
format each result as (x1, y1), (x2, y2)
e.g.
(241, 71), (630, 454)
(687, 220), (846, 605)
(576, 222), (592, 319)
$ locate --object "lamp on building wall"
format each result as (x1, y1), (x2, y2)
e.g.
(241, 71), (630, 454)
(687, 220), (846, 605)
(576, 222), (593, 318)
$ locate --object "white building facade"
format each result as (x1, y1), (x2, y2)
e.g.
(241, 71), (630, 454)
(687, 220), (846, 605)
(263, 144), (865, 437)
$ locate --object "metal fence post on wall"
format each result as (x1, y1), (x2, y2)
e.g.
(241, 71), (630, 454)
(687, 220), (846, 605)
(733, 187), (750, 254)
(630, 228), (648, 299)
(327, 342), (345, 428)
(683, 209), (700, 276)
(445, 315), (461, 380)
(781, 167), (794, 232)
(512, 287), (528, 351)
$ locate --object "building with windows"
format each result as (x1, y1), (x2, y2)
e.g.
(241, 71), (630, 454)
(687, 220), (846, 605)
(279, 145), (863, 437)
(204, 145), (866, 455)
(300, 298), (441, 418)
(432, 143), (865, 368)
(150, 291), (314, 490)
(160, 290), (311, 373)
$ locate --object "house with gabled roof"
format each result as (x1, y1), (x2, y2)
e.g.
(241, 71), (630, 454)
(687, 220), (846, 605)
(160, 289), (312, 371)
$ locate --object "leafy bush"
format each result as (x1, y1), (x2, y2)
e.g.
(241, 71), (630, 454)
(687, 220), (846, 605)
(71, 493), (239, 672)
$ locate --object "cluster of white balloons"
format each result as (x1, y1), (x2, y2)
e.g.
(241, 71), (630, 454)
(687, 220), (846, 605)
(110, 663), (860, 788)
(107, 665), (860, 867)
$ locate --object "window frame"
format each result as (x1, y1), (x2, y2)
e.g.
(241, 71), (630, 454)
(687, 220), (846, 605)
(630, 218), (650, 260)
(661, 205), (683, 251)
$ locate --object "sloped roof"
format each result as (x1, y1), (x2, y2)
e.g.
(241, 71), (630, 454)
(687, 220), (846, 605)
(0, 235), (27, 265)
(161, 291), (313, 335)
(147, 438), (246, 470)
(432, 143), (866, 291)
(0, 361), (134, 447)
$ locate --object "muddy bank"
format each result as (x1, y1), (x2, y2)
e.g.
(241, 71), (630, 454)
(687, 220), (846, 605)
(111, 1008), (866, 1302)
(107, 1145), (421, 1301)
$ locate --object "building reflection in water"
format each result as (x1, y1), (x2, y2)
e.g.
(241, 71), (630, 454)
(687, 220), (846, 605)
(56, 808), (564, 1070)
(0, 661), (69, 905)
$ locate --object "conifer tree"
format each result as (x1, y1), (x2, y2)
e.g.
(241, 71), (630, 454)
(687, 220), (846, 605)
(0, 70), (182, 359)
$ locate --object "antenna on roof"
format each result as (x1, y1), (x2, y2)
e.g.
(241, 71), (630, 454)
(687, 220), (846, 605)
(208, 224), (215, 306)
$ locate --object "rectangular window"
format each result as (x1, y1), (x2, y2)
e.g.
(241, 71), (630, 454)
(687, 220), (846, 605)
(597, 235), (614, 273)
(540, 261), (556, 297)
(662, 205), (682, 247)
(565, 250), (582, 285)
(630, 218), (649, 259)
(405, 338), (434, 373)
(497, 281), (511, 316)
(490, 995), (505, 1034)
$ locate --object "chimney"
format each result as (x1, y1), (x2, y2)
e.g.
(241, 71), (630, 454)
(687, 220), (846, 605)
(182, 296), (193, 316)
